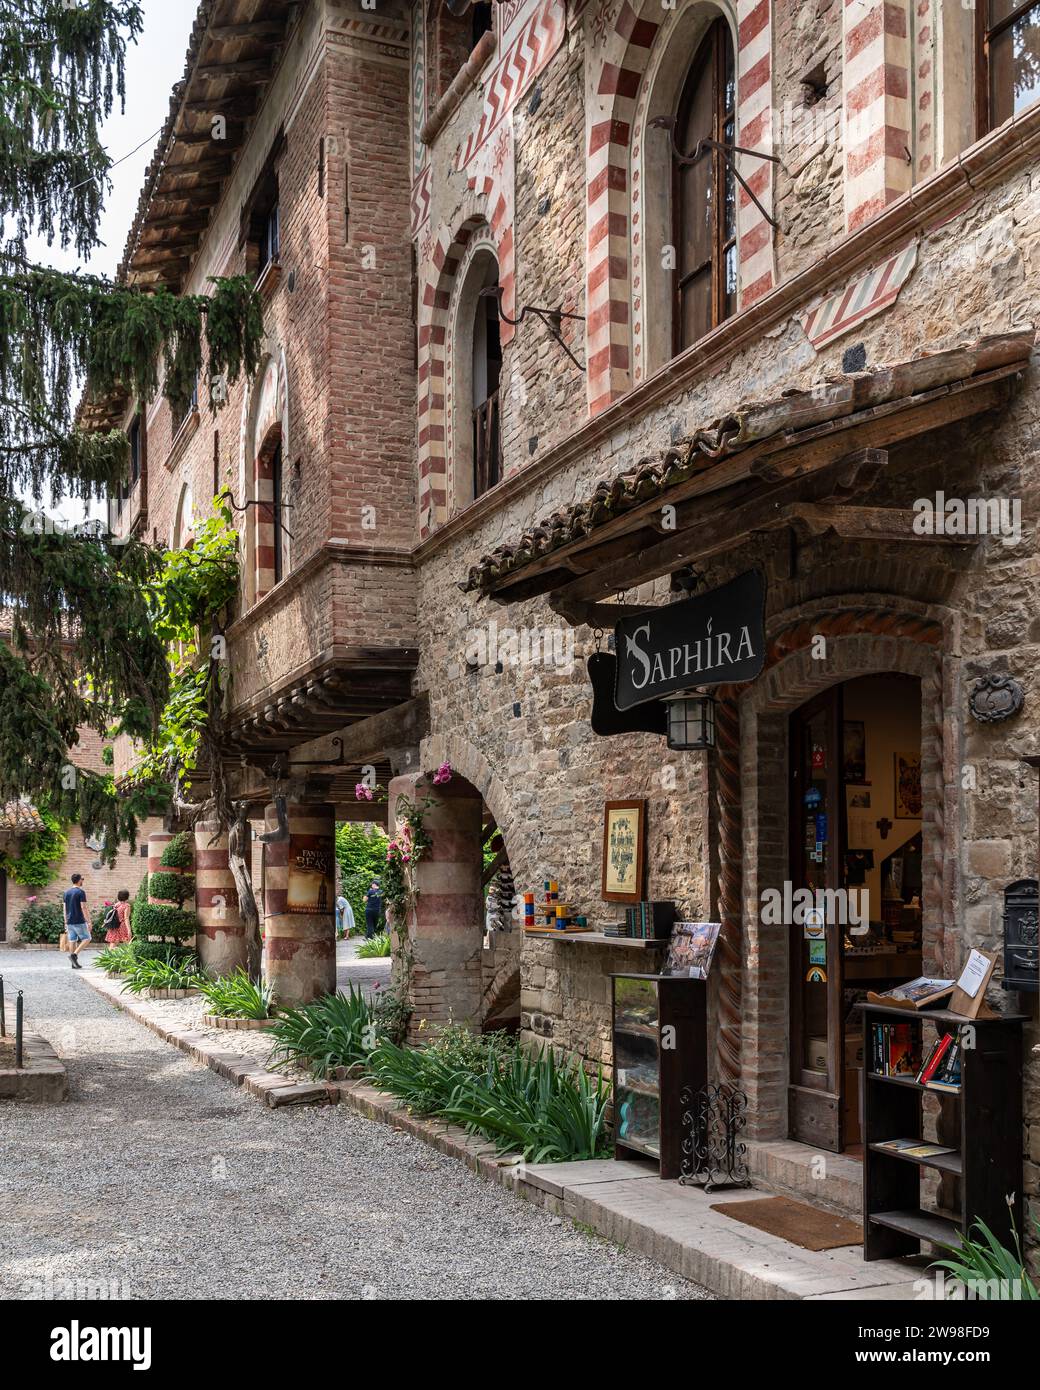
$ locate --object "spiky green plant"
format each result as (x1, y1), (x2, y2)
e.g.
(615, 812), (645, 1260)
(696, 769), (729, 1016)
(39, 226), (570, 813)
(933, 1211), (1040, 1300)
(267, 987), (376, 1077)
(197, 969), (275, 1020)
(119, 957), (203, 995)
(356, 932), (391, 959)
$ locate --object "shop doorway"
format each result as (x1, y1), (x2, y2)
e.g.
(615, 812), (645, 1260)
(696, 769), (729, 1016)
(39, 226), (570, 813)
(788, 674), (923, 1153)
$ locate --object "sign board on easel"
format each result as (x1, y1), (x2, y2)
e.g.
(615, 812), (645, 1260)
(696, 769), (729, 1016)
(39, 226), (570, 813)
(948, 948), (999, 1019)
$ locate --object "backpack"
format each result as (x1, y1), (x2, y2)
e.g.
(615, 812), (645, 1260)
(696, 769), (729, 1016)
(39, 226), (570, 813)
(102, 905), (118, 933)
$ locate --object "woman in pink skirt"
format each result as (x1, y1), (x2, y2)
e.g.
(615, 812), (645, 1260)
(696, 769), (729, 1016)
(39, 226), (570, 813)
(105, 888), (133, 944)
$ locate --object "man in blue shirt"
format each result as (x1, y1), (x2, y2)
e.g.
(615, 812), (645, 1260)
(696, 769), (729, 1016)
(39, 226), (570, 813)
(62, 873), (90, 969)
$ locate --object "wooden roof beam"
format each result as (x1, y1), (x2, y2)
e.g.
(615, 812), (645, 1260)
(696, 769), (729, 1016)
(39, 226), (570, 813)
(208, 21), (290, 40)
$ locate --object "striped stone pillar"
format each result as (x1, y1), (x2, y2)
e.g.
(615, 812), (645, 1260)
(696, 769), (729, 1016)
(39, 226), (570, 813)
(146, 832), (173, 890)
(194, 820), (247, 978)
(263, 801), (336, 1006)
(255, 448), (277, 600)
(843, 0), (912, 232)
(388, 773), (483, 1041)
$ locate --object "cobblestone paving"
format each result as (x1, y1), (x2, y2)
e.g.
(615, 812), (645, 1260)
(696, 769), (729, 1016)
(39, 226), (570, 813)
(0, 949), (712, 1301)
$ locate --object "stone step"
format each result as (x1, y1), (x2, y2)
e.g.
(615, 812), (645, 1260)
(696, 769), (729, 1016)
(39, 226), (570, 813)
(746, 1139), (864, 1221)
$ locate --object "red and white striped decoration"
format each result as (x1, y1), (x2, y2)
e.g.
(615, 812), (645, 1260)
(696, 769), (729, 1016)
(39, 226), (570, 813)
(799, 241), (917, 350)
(735, 0), (775, 309)
(843, 0), (912, 233)
(585, 0), (776, 415)
(455, 0), (566, 172)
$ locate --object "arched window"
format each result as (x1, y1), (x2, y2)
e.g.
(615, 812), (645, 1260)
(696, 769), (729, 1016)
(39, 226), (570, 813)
(173, 481), (194, 550)
(451, 245), (502, 511)
(672, 17), (736, 353)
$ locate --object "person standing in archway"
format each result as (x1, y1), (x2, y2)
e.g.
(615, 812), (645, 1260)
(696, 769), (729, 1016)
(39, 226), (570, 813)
(364, 881), (383, 940)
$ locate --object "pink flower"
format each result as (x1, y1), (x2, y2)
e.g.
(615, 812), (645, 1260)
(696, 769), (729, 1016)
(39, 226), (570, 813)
(432, 761), (453, 785)
(354, 783), (374, 801)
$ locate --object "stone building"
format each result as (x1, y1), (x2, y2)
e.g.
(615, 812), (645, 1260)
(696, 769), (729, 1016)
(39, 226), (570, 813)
(86, 0), (1038, 1229)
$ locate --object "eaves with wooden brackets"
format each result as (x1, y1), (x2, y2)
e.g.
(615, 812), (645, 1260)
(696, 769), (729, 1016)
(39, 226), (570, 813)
(461, 331), (1034, 627)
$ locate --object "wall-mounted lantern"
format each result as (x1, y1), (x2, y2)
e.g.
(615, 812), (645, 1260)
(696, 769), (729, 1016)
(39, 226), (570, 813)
(664, 690), (716, 751)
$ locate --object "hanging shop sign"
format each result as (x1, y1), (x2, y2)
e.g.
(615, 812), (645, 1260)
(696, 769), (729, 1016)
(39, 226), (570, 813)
(613, 570), (766, 712)
(587, 651), (667, 736)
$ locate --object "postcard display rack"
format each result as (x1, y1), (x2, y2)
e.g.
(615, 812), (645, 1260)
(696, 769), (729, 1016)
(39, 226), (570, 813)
(611, 973), (707, 1178)
(859, 1001), (1026, 1261)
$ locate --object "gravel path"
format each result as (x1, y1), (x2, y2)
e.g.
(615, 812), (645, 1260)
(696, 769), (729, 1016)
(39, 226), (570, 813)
(0, 949), (712, 1301)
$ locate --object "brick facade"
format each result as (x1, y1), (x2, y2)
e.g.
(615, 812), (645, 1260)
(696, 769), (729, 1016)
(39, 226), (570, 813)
(78, 0), (1040, 1219)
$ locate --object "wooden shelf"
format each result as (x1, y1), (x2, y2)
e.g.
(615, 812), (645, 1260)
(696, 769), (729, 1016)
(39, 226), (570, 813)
(869, 1208), (959, 1247)
(614, 1021), (658, 1040)
(860, 1002), (1024, 1262)
(616, 1133), (661, 1160)
(869, 1142), (963, 1176)
(552, 933), (669, 948)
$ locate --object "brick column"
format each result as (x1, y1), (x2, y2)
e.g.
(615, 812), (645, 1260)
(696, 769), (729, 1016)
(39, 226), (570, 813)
(263, 801), (336, 1006)
(146, 832), (172, 893)
(843, 0), (912, 232)
(387, 772), (484, 1040)
(193, 819), (247, 978)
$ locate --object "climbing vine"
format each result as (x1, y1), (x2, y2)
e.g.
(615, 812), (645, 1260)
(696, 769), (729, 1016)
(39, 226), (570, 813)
(0, 808), (67, 887)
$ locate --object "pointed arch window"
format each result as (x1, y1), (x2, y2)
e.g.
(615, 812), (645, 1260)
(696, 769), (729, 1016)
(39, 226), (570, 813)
(672, 17), (736, 353)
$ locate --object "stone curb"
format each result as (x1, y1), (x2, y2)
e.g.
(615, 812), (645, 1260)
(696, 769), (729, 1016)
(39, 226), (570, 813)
(0, 1033), (69, 1102)
(79, 968), (334, 1109)
(78, 968), (922, 1301)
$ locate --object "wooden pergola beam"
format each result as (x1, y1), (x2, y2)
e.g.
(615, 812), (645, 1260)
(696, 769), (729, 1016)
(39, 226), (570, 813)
(487, 365), (1020, 605)
(208, 21), (290, 40)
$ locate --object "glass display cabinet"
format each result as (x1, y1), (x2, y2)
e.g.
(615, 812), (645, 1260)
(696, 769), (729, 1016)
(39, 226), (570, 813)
(611, 972), (706, 1178)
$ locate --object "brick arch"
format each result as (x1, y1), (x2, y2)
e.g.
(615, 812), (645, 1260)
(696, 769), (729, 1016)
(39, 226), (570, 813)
(420, 729), (521, 877)
(710, 602), (955, 1140)
(418, 189), (515, 536)
(585, 0), (775, 415)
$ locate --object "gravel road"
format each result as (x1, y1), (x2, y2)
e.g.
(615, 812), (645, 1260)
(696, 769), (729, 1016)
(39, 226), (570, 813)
(0, 948), (712, 1301)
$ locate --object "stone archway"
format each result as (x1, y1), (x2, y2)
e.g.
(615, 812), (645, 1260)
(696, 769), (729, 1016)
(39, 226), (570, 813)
(722, 600), (954, 1140)
(387, 736), (521, 1039)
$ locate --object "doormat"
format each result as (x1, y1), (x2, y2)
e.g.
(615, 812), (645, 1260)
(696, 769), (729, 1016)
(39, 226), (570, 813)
(709, 1196), (863, 1251)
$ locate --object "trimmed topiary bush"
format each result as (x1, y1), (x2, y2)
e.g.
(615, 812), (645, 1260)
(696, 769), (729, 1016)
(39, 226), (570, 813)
(159, 832), (194, 870)
(148, 870), (195, 906)
(132, 901), (198, 943)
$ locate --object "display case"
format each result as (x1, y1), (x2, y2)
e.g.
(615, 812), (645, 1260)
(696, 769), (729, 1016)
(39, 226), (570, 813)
(611, 972), (706, 1179)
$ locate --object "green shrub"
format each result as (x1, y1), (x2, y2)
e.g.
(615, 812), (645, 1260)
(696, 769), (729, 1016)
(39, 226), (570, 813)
(120, 957), (204, 994)
(356, 931), (391, 959)
(197, 969), (275, 1020)
(131, 874), (150, 932)
(14, 899), (64, 943)
(132, 901), (198, 943)
(128, 941), (197, 966)
(335, 822), (388, 930)
(370, 984), (410, 1047)
(148, 870), (195, 906)
(268, 987), (377, 1077)
(366, 1032), (612, 1164)
(159, 832), (194, 870)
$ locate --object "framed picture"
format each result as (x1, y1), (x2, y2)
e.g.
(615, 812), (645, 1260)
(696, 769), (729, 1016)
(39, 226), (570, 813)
(601, 800), (646, 903)
(842, 720), (866, 783)
(894, 751), (922, 818)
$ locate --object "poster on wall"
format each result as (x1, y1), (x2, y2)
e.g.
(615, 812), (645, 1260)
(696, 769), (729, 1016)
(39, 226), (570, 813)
(286, 833), (335, 916)
(842, 720), (866, 782)
(600, 800), (646, 903)
(894, 751), (922, 818)
(663, 921), (721, 979)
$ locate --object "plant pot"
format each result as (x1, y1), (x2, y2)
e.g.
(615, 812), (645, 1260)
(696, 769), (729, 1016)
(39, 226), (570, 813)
(145, 987), (201, 999)
(201, 1014), (278, 1031)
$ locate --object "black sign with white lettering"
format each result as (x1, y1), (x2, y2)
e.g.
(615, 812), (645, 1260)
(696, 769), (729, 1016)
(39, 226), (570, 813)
(588, 652), (667, 737)
(613, 570), (766, 711)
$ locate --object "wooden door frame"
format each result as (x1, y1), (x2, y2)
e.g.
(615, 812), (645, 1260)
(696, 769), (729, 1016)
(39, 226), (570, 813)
(787, 684), (846, 1151)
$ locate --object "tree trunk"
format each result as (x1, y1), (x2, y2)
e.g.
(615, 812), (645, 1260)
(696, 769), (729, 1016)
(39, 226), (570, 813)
(228, 804), (262, 983)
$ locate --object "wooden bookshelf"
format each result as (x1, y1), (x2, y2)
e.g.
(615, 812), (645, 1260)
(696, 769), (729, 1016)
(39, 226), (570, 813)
(611, 973), (706, 1179)
(859, 1002), (1026, 1262)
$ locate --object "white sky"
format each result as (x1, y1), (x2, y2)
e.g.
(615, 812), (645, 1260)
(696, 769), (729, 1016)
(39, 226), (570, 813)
(23, 0), (197, 517)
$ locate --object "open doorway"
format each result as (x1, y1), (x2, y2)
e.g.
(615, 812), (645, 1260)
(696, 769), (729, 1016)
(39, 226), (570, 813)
(788, 674), (923, 1153)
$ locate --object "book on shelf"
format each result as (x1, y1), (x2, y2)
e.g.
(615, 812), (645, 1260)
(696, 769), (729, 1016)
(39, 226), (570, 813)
(916, 1034), (962, 1091)
(874, 1138), (957, 1158)
(866, 976), (955, 1010)
(916, 1032), (953, 1084)
(870, 1021), (922, 1076)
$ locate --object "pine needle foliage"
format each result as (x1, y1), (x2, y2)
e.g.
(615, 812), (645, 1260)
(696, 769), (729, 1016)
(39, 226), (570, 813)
(0, 3), (263, 856)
